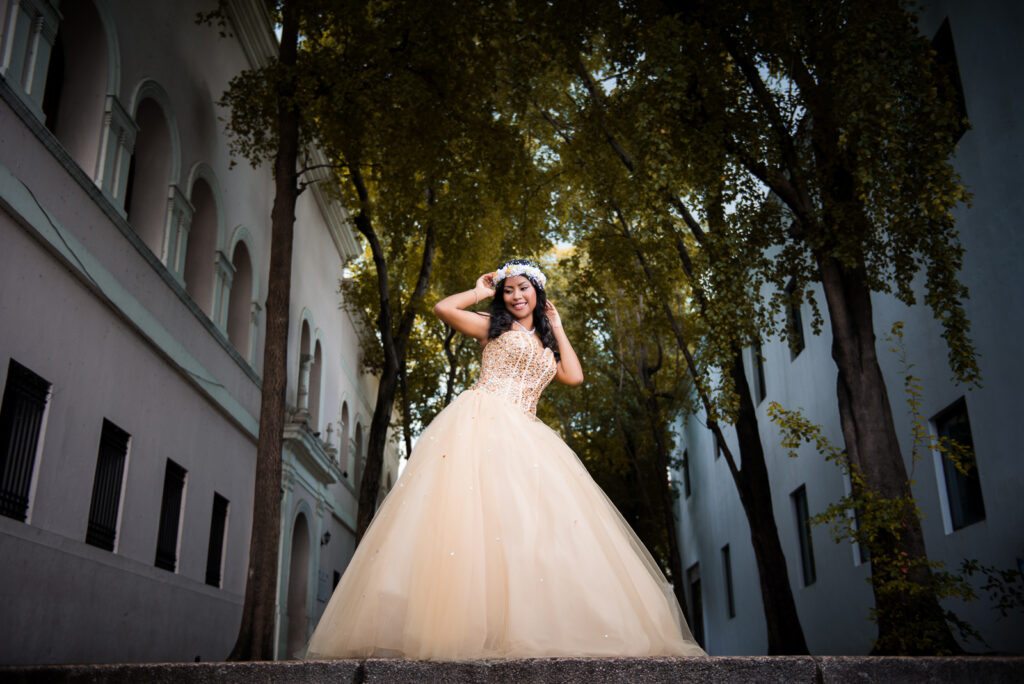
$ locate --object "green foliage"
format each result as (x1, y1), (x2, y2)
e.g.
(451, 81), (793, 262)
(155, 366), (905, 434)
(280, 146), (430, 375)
(536, 248), (696, 580)
(766, 322), (1017, 653)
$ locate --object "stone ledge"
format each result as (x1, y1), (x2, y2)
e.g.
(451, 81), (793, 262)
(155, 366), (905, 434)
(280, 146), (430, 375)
(0, 656), (1022, 683)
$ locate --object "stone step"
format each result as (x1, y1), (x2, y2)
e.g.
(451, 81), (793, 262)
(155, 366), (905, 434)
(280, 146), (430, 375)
(1, 656), (1022, 683)
(2, 655), (1024, 684)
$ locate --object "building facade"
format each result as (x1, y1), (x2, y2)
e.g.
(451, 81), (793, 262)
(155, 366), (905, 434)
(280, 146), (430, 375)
(0, 0), (398, 664)
(672, 1), (1024, 655)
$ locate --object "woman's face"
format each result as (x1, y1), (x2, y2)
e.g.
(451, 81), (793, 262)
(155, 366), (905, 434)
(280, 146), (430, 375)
(501, 275), (537, 321)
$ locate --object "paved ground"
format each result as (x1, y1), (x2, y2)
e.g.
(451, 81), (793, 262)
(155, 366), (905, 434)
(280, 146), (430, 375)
(2, 656), (1024, 683)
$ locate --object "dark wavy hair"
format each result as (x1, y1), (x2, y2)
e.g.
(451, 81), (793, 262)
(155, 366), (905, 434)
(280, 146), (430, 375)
(487, 259), (560, 362)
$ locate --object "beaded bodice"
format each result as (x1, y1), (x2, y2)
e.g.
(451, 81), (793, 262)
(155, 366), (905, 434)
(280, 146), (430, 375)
(473, 330), (557, 415)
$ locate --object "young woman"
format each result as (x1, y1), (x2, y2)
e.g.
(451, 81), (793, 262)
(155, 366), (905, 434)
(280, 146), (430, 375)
(305, 259), (705, 660)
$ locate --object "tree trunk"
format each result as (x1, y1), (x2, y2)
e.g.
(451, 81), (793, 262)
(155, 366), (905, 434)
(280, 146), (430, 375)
(229, 0), (300, 661)
(351, 201), (436, 542)
(613, 203), (808, 653)
(638, 383), (691, 622)
(818, 254), (960, 654)
(727, 351), (809, 654)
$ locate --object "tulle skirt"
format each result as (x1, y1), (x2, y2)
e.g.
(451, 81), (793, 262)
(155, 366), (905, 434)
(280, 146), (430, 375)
(304, 389), (706, 660)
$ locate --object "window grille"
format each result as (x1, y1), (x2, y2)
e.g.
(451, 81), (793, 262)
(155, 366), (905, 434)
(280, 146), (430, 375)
(155, 459), (187, 571)
(205, 493), (229, 587)
(0, 360), (51, 522)
(85, 419), (129, 551)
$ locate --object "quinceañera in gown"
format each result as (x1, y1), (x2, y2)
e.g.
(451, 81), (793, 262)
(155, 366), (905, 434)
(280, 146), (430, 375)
(305, 259), (705, 660)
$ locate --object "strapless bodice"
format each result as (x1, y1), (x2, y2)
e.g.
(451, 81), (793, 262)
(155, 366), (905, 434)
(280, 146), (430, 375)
(472, 330), (557, 415)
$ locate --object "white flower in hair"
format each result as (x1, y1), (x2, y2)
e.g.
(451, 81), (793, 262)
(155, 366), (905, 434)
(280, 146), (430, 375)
(494, 263), (547, 288)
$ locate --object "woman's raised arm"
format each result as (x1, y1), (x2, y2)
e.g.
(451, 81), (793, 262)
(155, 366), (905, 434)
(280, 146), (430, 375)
(432, 273), (494, 341)
(546, 301), (584, 386)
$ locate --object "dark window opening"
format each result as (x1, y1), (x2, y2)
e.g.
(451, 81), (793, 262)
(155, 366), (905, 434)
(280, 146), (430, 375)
(122, 153), (137, 218)
(931, 17), (969, 143)
(155, 459), (187, 572)
(0, 359), (51, 522)
(86, 419), (129, 551)
(785, 279), (805, 359)
(752, 342), (767, 404)
(722, 544), (736, 619)
(935, 397), (985, 530)
(687, 563), (705, 649)
(41, 29), (65, 132)
(682, 449), (691, 498)
(792, 485), (816, 586)
(205, 492), (229, 587)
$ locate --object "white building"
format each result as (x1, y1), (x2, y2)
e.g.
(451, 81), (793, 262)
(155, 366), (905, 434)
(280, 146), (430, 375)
(673, 1), (1024, 656)
(0, 0), (398, 664)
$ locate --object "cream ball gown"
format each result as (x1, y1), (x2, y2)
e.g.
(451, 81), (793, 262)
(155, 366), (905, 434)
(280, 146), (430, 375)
(305, 329), (705, 660)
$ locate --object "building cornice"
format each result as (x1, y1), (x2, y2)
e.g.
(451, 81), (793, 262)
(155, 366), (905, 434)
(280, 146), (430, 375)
(224, 0), (362, 265)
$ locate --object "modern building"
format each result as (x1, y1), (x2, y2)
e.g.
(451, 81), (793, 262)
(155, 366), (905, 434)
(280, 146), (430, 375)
(0, 0), (398, 664)
(672, 0), (1024, 656)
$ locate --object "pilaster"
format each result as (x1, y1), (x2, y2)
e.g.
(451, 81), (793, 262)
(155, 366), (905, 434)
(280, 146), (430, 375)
(95, 93), (137, 213)
(212, 249), (235, 331)
(163, 184), (193, 283)
(0, 0), (61, 121)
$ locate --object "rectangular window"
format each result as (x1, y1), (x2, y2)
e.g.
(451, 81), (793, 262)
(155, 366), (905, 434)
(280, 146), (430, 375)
(792, 485), (816, 586)
(722, 544), (736, 619)
(205, 492), (229, 587)
(687, 563), (705, 649)
(85, 419), (130, 551)
(0, 359), (51, 522)
(682, 449), (691, 498)
(932, 17), (969, 143)
(155, 459), (187, 572)
(935, 398), (985, 530)
(752, 342), (767, 405)
(785, 279), (805, 359)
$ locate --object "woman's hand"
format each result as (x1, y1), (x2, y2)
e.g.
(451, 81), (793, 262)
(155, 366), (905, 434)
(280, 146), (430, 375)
(475, 272), (496, 301)
(545, 300), (563, 330)
(545, 299), (583, 386)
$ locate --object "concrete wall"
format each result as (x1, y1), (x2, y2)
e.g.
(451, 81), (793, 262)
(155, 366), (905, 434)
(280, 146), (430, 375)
(673, 0), (1024, 656)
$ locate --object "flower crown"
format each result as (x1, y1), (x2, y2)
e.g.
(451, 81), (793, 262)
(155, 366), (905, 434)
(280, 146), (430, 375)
(493, 263), (547, 289)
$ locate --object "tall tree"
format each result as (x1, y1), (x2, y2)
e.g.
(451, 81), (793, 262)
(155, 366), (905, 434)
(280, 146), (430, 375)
(608, 0), (979, 652)
(516, 38), (808, 649)
(304, 0), (556, 541)
(217, 0), (303, 660)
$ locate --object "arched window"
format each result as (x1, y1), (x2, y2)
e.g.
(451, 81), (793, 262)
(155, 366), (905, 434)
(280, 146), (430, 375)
(227, 240), (254, 360)
(339, 402), (350, 474)
(183, 178), (218, 316)
(124, 97), (171, 256)
(309, 340), (323, 431)
(41, 0), (108, 175)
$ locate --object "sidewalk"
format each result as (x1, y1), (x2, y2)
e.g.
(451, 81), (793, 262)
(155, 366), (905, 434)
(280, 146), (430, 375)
(2, 656), (1023, 683)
